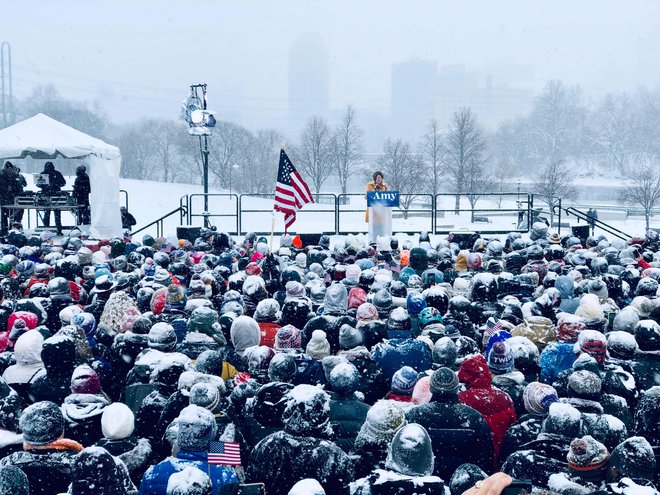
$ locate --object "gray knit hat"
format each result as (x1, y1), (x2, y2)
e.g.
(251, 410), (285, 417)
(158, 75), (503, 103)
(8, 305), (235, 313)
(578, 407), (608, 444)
(429, 367), (459, 395)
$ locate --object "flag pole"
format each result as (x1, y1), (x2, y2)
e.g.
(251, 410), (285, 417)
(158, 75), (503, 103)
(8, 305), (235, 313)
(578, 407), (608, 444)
(270, 144), (286, 253)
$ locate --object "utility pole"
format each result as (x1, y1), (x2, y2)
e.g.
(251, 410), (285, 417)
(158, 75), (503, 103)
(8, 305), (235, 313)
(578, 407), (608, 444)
(189, 83), (210, 227)
(1, 42), (13, 128)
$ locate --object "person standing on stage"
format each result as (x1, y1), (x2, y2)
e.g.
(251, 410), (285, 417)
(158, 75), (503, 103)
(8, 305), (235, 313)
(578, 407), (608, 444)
(38, 161), (66, 235)
(0, 162), (17, 235)
(10, 165), (27, 227)
(73, 165), (91, 225)
(365, 170), (388, 223)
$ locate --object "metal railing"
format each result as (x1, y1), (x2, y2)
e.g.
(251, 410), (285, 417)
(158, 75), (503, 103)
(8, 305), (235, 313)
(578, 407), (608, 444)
(557, 205), (632, 241)
(119, 189), (129, 210)
(131, 206), (187, 238)
(186, 194), (239, 234)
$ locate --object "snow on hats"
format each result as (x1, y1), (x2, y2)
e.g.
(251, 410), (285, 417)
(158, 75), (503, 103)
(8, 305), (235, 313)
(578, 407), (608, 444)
(166, 283), (187, 310)
(148, 322), (177, 351)
(635, 319), (660, 352)
(358, 399), (407, 442)
(449, 464), (487, 495)
(487, 341), (514, 374)
(411, 376), (431, 405)
(542, 402), (582, 439)
(167, 466), (213, 495)
(610, 436), (656, 480)
(0, 466), (29, 495)
(305, 330), (331, 360)
(557, 312), (585, 342)
(606, 331), (638, 359)
(274, 324), (302, 351)
(329, 362), (360, 395)
(283, 384), (332, 437)
(575, 294), (605, 321)
(189, 382), (222, 413)
(347, 287), (367, 310)
(268, 353), (297, 382)
(20, 401), (66, 446)
(523, 382), (559, 416)
(574, 329), (607, 364)
(385, 423), (434, 477)
(429, 367), (459, 395)
(285, 281), (306, 300)
(177, 405), (217, 451)
(588, 278), (608, 301)
(71, 364), (101, 394)
(356, 302), (379, 323)
(339, 324), (363, 350)
(230, 316), (261, 355)
(391, 366), (419, 396)
(288, 479), (325, 495)
(567, 435), (609, 473)
(568, 369), (602, 397)
(101, 403), (135, 440)
(254, 299), (280, 322)
(432, 337), (457, 367)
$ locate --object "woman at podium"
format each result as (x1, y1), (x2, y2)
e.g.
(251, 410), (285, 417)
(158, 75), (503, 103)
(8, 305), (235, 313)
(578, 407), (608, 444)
(365, 171), (390, 243)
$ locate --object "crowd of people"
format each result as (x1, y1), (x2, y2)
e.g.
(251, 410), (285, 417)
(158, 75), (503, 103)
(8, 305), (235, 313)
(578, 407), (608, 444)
(0, 221), (659, 495)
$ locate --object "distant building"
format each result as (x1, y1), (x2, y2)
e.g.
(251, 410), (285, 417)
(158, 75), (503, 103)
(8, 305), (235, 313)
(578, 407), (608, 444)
(390, 59), (438, 142)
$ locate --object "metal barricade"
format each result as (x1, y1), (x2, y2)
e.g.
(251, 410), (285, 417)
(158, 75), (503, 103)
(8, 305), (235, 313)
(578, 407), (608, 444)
(187, 194), (239, 234)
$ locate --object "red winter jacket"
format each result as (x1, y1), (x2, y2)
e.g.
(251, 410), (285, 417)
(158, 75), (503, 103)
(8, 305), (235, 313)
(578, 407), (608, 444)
(258, 322), (280, 349)
(458, 354), (516, 467)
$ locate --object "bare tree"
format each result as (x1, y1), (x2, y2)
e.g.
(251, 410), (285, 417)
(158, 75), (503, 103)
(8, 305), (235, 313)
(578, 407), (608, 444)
(619, 156), (660, 230)
(378, 139), (424, 219)
(533, 160), (577, 227)
(420, 119), (444, 197)
(297, 116), (334, 200)
(149, 120), (185, 183)
(332, 105), (363, 194)
(208, 121), (252, 191)
(443, 108), (486, 213)
(116, 121), (159, 180)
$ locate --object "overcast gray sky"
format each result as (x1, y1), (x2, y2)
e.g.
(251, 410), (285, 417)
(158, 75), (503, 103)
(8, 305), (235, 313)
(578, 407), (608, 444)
(4, 0), (659, 127)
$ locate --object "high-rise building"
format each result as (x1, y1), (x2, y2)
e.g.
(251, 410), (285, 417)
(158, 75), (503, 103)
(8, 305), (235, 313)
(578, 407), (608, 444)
(288, 34), (329, 135)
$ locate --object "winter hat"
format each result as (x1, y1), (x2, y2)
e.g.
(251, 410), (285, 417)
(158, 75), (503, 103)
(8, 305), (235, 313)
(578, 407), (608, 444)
(177, 405), (218, 451)
(7, 318), (28, 342)
(487, 341), (514, 374)
(283, 385), (332, 437)
(523, 382), (559, 416)
(609, 436), (656, 480)
(329, 362), (360, 395)
(148, 322), (178, 351)
(188, 274), (207, 296)
(429, 367), (459, 395)
(166, 283), (187, 310)
(359, 399), (407, 442)
(458, 354), (491, 386)
(188, 307), (219, 336)
(324, 282), (348, 314)
(575, 329), (607, 364)
(406, 292), (427, 316)
(606, 331), (638, 360)
(588, 279), (608, 301)
(411, 376), (432, 405)
(347, 287), (367, 310)
(387, 307), (411, 332)
(268, 353), (297, 382)
(356, 302), (379, 323)
(385, 423), (434, 477)
(189, 382), (222, 413)
(71, 312), (97, 338)
(305, 330), (331, 360)
(274, 324), (302, 351)
(101, 402), (135, 440)
(70, 364), (101, 394)
(295, 252), (307, 268)
(432, 337), (458, 367)
(309, 281), (327, 305)
(230, 316), (261, 355)
(254, 299), (280, 322)
(339, 324), (363, 350)
(288, 479), (325, 495)
(391, 366), (419, 396)
(575, 294), (605, 321)
(373, 288), (393, 318)
(613, 307), (640, 334)
(556, 313), (585, 342)
(568, 370), (602, 397)
(449, 464), (487, 495)
(0, 466), (29, 495)
(167, 466), (213, 495)
(77, 247), (93, 266)
(132, 316), (153, 335)
(541, 402), (582, 439)
(20, 401), (65, 446)
(567, 435), (609, 473)
(635, 319), (660, 352)
(13, 330), (44, 366)
(285, 281), (306, 300)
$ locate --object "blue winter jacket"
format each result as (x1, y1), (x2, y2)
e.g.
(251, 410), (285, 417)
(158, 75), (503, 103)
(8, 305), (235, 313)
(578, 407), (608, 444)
(372, 338), (433, 382)
(138, 450), (239, 495)
(539, 341), (576, 385)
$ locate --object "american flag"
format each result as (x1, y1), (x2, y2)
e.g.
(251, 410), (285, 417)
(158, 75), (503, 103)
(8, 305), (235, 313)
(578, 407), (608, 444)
(208, 441), (241, 466)
(273, 149), (314, 232)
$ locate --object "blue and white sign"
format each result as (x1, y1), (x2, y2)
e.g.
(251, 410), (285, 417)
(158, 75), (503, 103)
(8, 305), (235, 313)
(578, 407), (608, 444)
(367, 190), (399, 207)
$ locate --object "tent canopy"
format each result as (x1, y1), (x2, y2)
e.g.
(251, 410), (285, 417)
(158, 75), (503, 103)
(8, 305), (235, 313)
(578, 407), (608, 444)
(0, 113), (123, 239)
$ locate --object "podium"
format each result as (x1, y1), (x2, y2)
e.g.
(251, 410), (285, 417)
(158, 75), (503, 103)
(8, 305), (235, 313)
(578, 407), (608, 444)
(367, 190), (398, 243)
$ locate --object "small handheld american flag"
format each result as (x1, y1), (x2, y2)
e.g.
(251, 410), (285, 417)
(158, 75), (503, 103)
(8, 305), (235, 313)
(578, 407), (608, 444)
(208, 441), (241, 466)
(273, 148), (314, 232)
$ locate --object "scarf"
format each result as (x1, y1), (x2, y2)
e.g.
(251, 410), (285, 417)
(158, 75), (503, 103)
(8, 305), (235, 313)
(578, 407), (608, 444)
(25, 437), (84, 452)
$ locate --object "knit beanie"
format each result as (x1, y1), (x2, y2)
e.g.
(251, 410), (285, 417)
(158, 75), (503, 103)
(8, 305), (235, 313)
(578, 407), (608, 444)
(542, 402), (582, 439)
(268, 353), (298, 382)
(339, 324), (363, 350)
(166, 283), (187, 310)
(432, 337), (458, 367)
(609, 436), (656, 480)
(358, 399), (408, 442)
(449, 464), (487, 495)
(20, 401), (65, 446)
(575, 330), (607, 364)
(606, 331), (638, 360)
(373, 288), (393, 318)
(356, 303), (379, 323)
(567, 435), (609, 473)
(523, 382), (559, 416)
(285, 281), (306, 300)
(411, 376), (431, 405)
(635, 319), (660, 352)
(556, 313), (585, 342)
(487, 341), (514, 374)
(70, 364), (101, 394)
(101, 403), (135, 440)
(189, 382), (222, 413)
(347, 287), (367, 310)
(254, 298), (280, 322)
(429, 367), (459, 395)
(177, 405), (217, 451)
(568, 370), (602, 397)
(391, 366), (419, 396)
(0, 466), (29, 495)
(274, 324), (302, 351)
(387, 307), (411, 332)
(385, 423), (434, 477)
(306, 330), (331, 360)
(148, 322), (178, 351)
(329, 362), (360, 395)
(588, 279), (609, 301)
(167, 467), (213, 495)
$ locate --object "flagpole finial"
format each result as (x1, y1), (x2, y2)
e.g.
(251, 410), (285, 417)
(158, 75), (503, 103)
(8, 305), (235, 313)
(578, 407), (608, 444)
(280, 144), (285, 150)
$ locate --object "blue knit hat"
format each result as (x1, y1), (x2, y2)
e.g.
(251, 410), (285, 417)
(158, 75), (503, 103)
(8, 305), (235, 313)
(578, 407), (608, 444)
(406, 292), (427, 316)
(391, 366), (419, 396)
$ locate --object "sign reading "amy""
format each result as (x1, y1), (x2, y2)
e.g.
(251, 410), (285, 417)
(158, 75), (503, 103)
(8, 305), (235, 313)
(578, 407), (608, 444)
(367, 190), (399, 207)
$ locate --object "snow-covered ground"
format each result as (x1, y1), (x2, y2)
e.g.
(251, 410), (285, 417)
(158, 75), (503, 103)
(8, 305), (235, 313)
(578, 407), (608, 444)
(14, 176), (657, 244)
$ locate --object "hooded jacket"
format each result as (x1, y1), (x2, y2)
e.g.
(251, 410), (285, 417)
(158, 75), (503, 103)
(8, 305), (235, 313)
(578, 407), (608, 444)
(556, 276), (580, 314)
(458, 354), (517, 466)
(2, 330), (46, 400)
(61, 393), (110, 446)
(30, 335), (77, 405)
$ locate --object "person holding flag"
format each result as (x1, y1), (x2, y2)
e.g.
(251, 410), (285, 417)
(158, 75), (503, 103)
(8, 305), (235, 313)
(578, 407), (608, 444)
(273, 147), (314, 233)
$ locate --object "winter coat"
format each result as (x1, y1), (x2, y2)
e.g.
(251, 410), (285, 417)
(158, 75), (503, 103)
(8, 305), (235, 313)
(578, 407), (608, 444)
(61, 393), (110, 446)
(2, 330), (46, 402)
(330, 392), (370, 452)
(556, 276), (580, 314)
(631, 351), (660, 392)
(371, 338), (433, 383)
(0, 447), (79, 495)
(458, 354), (517, 466)
(258, 321), (280, 348)
(138, 450), (239, 495)
(540, 341), (577, 385)
(502, 436), (571, 490)
(406, 393), (494, 480)
(247, 430), (354, 495)
(492, 370), (527, 418)
(338, 347), (388, 405)
(30, 335), (77, 405)
(97, 436), (152, 487)
(499, 414), (545, 461)
(45, 294), (76, 333)
(350, 469), (446, 495)
(634, 389), (660, 446)
(39, 163), (66, 194)
(73, 172), (91, 204)
(242, 382), (293, 451)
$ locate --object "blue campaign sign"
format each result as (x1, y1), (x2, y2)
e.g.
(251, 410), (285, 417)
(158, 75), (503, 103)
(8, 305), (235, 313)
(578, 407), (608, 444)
(367, 190), (399, 207)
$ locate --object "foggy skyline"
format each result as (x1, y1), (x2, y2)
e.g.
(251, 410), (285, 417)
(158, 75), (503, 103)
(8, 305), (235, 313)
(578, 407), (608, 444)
(3, 0), (659, 132)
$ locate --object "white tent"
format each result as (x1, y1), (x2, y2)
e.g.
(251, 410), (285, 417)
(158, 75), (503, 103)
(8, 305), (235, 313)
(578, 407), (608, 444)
(0, 113), (123, 239)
